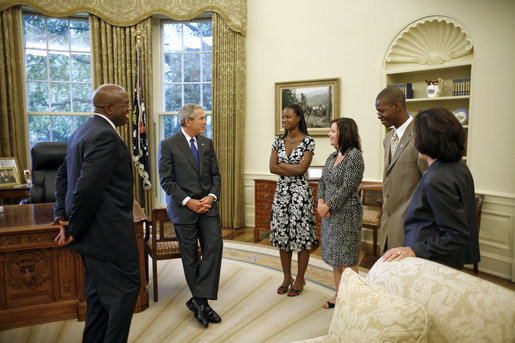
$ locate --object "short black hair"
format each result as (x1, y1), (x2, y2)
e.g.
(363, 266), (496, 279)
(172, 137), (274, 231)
(376, 87), (406, 109)
(414, 107), (465, 162)
(332, 117), (361, 153)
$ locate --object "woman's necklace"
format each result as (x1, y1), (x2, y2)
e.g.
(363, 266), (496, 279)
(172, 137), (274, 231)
(285, 135), (302, 144)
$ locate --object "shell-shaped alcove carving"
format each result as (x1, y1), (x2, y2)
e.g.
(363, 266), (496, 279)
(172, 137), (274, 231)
(386, 16), (473, 66)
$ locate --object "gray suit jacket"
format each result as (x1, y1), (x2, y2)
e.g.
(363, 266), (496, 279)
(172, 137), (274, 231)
(158, 131), (221, 224)
(380, 119), (427, 254)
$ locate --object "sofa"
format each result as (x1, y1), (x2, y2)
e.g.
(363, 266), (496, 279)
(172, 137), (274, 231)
(295, 257), (515, 342)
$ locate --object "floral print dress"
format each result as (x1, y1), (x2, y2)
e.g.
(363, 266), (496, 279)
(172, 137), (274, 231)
(270, 136), (317, 251)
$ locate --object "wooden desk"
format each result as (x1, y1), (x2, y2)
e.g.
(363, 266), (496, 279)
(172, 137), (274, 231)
(0, 185), (30, 205)
(0, 202), (149, 330)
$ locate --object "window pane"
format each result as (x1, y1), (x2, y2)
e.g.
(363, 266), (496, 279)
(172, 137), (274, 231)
(201, 22), (212, 51)
(70, 20), (89, 52)
(183, 23), (201, 52)
(71, 53), (91, 82)
(184, 84), (200, 105)
(204, 114), (212, 139)
(49, 52), (70, 81)
(183, 54), (200, 82)
(163, 53), (181, 83)
(201, 52), (211, 82)
(51, 115), (72, 142)
(47, 18), (69, 50)
(25, 50), (47, 81)
(29, 115), (50, 145)
(27, 82), (49, 111)
(202, 83), (212, 111)
(162, 23), (182, 53)
(25, 13), (91, 146)
(163, 114), (181, 138)
(72, 83), (92, 112)
(164, 84), (182, 111)
(23, 14), (46, 49)
(50, 83), (71, 111)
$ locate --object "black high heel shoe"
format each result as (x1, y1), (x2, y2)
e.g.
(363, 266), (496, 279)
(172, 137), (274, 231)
(277, 278), (294, 295)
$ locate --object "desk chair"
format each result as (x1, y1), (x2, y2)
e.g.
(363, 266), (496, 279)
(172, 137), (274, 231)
(30, 142), (67, 203)
(360, 182), (383, 257)
(474, 193), (485, 274)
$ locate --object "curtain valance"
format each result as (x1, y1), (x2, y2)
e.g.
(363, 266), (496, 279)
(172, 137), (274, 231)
(0, 0), (247, 35)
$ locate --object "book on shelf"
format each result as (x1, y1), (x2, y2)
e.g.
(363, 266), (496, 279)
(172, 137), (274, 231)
(452, 77), (470, 96)
(387, 83), (413, 99)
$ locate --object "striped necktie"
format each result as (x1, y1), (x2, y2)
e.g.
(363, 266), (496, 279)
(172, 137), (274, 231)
(391, 132), (399, 156)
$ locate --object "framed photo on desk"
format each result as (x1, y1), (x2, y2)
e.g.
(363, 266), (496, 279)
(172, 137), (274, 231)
(0, 157), (21, 188)
(307, 166), (324, 181)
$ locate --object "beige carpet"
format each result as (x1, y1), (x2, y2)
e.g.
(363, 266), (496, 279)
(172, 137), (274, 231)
(0, 242), (368, 343)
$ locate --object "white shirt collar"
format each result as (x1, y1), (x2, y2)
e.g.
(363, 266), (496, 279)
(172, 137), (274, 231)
(94, 112), (117, 131)
(181, 128), (196, 144)
(393, 115), (413, 140)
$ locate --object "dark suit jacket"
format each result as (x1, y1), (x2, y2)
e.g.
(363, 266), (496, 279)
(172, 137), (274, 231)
(54, 115), (138, 261)
(404, 160), (480, 269)
(158, 131), (221, 224)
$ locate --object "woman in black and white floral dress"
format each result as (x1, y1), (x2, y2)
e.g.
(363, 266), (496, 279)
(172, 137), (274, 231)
(269, 104), (317, 297)
(317, 117), (364, 309)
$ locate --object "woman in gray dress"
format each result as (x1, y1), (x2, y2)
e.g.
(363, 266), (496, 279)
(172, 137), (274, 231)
(317, 117), (364, 309)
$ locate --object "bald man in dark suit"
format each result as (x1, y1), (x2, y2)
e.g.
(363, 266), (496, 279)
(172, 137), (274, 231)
(158, 104), (223, 328)
(54, 84), (140, 343)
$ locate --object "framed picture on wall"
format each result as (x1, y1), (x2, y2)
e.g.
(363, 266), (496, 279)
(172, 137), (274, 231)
(0, 157), (21, 188)
(275, 78), (340, 136)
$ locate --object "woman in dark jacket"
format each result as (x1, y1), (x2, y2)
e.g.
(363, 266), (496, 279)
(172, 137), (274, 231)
(383, 107), (480, 269)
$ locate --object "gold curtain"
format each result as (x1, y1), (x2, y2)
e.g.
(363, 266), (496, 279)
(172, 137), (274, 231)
(0, 7), (29, 171)
(89, 15), (153, 214)
(212, 12), (246, 228)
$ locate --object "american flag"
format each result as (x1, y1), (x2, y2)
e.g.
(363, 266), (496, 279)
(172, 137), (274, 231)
(132, 38), (151, 190)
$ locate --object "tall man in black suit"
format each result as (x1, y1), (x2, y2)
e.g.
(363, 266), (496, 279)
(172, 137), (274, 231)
(158, 104), (223, 328)
(53, 84), (140, 343)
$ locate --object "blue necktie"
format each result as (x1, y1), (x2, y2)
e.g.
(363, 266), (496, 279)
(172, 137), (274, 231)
(190, 138), (199, 168)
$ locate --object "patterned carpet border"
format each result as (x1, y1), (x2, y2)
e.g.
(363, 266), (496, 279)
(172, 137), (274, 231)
(222, 243), (336, 292)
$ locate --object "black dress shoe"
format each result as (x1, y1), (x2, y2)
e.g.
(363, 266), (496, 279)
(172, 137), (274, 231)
(186, 297), (222, 324)
(194, 303), (209, 328)
(186, 297), (196, 312)
(204, 304), (222, 324)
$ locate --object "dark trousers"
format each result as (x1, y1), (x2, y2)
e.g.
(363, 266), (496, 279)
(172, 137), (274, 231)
(81, 255), (140, 343)
(174, 215), (223, 300)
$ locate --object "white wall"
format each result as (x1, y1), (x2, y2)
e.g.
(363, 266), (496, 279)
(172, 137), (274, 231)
(244, 0), (515, 280)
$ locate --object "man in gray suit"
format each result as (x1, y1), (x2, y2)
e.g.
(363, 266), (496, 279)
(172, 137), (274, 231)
(158, 104), (223, 328)
(376, 87), (427, 255)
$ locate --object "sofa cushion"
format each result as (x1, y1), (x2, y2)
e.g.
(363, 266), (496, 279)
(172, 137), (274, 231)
(327, 269), (428, 342)
(366, 257), (515, 342)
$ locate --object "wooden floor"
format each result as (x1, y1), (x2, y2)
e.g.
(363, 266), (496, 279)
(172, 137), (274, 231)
(222, 227), (515, 291)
